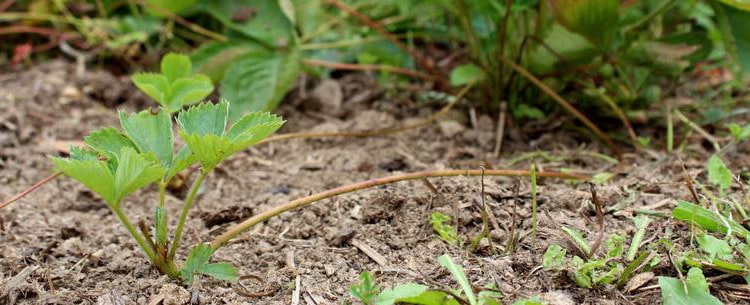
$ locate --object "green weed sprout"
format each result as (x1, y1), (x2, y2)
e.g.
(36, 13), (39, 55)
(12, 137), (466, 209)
(51, 53), (284, 285)
(349, 255), (508, 305)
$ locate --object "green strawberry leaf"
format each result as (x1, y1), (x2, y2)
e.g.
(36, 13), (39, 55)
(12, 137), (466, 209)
(180, 243), (238, 285)
(161, 53), (192, 82)
(166, 146), (196, 182)
(221, 49), (300, 121)
(113, 147), (166, 202)
(52, 157), (116, 205)
(132, 53), (214, 113)
(84, 127), (136, 161)
(181, 243), (213, 285)
(167, 75), (214, 112)
(132, 73), (169, 105)
(180, 133), (234, 171)
(226, 111), (284, 148)
(69, 146), (100, 161)
(177, 101), (229, 137)
(199, 262), (239, 282)
(119, 109), (173, 168)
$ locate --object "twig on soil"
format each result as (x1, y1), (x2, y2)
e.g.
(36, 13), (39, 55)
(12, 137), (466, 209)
(235, 274), (278, 297)
(679, 158), (701, 204)
(587, 183), (605, 257)
(504, 179), (520, 254)
(596, 91), (639, 147)
(493, 101), (507, 157)
(210, 168), (588, 251)
(287, 251), (301, 305)
(530, 163), (538, 242)
(0, 171), (61, 209)
(469, 167), (495, 253)
(351, 239), (388, 266)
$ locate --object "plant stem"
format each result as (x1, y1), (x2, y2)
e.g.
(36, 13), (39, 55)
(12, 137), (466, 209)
(111, 204), (157, 262)
(155, 182), (168, 248)
(596, 90), (638, 147)
(158, 182), (167, 210)
(169, 171), (207, 260)
(674, 109), (721, 152)
(498, 56), (620, 157)
(0, 171), (61, 209)
(323, 0), (439, 78)
(302, 59), (438, 81)
(131, 0), (227, 42)
(666, 101), (673, 153)
(622, 0), (678, 33)
(300, 37), (385, 50)
(530, 163), (538, 242)
(210, 169), (588, 251)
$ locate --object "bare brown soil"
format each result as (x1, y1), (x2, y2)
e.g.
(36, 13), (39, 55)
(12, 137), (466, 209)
(1, 60), (749, 305)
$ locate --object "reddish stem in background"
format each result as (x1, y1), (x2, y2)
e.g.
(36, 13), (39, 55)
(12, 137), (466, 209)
(323, 0), (440, 80)
(0, 172), (61, 209)
(302, 59), (439, 81)
(0, 0), (14, 12)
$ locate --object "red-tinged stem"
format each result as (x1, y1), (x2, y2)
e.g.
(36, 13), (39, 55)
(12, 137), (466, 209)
(323, 0), (439, 78)
(0, 171), (61, 209)
(210, 169), (589, 251)
(302, 59), (438, 81)
(498, 56), (620, 157)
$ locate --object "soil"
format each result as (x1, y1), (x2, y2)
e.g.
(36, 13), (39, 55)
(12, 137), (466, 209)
(1, 60), (749, 305)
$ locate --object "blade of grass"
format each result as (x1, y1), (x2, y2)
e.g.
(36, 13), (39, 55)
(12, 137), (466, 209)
(627, 216), (652, 261)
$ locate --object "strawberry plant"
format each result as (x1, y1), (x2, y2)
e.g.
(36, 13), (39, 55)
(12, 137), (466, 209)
(51, 53), (284, 284)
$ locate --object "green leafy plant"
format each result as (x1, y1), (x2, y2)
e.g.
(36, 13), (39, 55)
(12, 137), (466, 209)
(132, 53), (214, 114)
(52, 53), (284, 284)
(706, 155), (733, 196)
(349, 254), (532, 305)
(659, 267), (724, 305)
(431, 212), (459, 246)
(350, 271), (382, 305)
(543, 232), (659, 289)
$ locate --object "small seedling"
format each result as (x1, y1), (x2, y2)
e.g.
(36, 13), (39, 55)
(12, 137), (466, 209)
(131, 53), (214, 114)
(52, 53), (284, 284)
(349, 255), (511, 305)
(727, 123), (750, 142)
(659, 268), (724, 305)
(543, 232), (659, 289)
(431, 212), (459, 246)
(349, 271), (382, 305)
